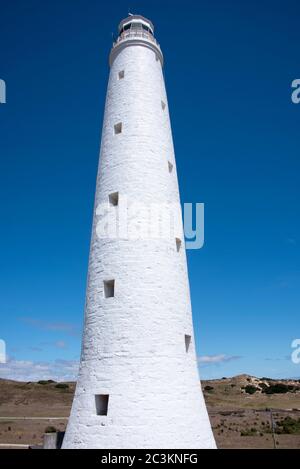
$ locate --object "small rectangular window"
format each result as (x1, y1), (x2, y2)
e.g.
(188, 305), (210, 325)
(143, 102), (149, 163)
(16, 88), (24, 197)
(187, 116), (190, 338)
(104, 279), (115, 298)
(95, 394), (109, 416)
(176, 238), (182, 252)
(185, 335), (191, 352)
(168, 161), (173, 173)
(118, 70), (125, 80)
(109, 192), (119, 206)
(161, 100), (166, 110)
(114, 122), (122, 135)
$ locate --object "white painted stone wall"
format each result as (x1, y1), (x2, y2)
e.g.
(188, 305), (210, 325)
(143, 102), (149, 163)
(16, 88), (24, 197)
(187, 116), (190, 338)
(62, 20), (216, 449)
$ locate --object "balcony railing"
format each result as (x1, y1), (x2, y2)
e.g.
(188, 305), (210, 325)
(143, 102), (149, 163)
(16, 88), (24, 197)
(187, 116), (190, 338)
(113, 30), (161, 51)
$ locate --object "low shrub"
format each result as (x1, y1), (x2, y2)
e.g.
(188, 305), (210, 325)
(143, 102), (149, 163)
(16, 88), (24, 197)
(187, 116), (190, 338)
(276, 417), (300, 434)
(45, 426), (56, 433)
(241, 428), (258, 437)
(204, 385), (214, 392)
(55, 383), (69, 389)
(262, 383), (290, 394)
(244, 385), (258, 395)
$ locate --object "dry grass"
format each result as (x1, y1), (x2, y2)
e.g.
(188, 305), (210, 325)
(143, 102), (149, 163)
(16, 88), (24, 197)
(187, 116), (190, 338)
(0, 374), (300, 448)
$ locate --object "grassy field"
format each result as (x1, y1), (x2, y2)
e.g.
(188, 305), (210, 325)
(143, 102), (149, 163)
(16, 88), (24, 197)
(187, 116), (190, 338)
(0, 374), (300, 449)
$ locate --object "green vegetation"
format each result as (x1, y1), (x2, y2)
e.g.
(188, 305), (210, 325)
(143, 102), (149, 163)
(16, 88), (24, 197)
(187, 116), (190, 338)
(44, 426), (57, 433)
(244, 385), (258, 395)
(262, 383), (294, 394)
(37, 379), (56, 385)
(204, 385), (214, 392)
(55, 383), (69, 389)
(276, 417), (300, 434)
(241, 428), (258, 436)
(259, 382), (268, 391)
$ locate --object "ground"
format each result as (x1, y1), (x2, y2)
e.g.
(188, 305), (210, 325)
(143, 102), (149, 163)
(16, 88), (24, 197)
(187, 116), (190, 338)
(0, 374), (299, 449)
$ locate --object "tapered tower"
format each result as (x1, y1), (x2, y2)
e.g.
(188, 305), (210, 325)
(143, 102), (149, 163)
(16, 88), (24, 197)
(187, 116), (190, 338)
(62, 15), (216, 449)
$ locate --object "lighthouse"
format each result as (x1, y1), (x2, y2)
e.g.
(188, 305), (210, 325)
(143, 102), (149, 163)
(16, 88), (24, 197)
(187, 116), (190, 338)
(62, 15), (216, 449)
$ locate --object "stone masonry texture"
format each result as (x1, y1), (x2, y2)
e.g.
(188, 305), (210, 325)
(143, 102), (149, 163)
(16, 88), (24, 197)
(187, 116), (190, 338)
(62, 18), (216, 449)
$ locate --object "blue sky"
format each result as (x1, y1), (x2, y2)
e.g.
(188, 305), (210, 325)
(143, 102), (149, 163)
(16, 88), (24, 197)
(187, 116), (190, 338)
(0, 0), (299, 381)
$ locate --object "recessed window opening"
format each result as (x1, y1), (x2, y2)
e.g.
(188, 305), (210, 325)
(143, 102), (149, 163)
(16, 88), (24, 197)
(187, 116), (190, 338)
(185, 335), (191, 352)
(161, 100), (166, 110)
(142, 24), (153, 34)
(104, 279), (115, 298)
(168, 161), (173, 173)
(176, 238), (182, 252)
(118, 70), (125, 80)
(95, 394), (109, 416)
(109, 192), (119, 206)
(114, 122), (122, 135)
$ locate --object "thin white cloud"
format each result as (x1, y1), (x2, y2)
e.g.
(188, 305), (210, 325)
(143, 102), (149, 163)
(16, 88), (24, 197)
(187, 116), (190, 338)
(198, 354), (242, 364)
(27, 340), (68, 352)
(264, 356), (290, 362)
(0, 358), (79, 382)
(19, 317), (81, 337)
(28, 346), (43, 352)
(54, 340), (67, 349)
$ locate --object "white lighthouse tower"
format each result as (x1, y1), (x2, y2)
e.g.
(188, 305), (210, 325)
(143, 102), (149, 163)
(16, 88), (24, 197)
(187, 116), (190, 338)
(62, 15), (216, 449)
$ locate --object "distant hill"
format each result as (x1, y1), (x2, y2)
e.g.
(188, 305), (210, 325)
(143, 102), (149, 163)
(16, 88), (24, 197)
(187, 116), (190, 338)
(0, 378), (75, 418)
(201, 374), (300, 411)
(0, 374), (300, 417)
